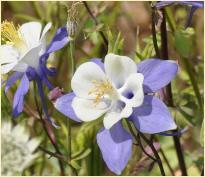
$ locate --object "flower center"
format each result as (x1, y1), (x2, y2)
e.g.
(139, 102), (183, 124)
(1, 21), (25, 49)
(88, 79), (115, 106)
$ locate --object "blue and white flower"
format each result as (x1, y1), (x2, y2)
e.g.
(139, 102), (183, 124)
(1, 21), (69, 121)
(54, 53), (179, 174)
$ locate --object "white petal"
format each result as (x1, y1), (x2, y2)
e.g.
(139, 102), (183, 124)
(19, 22), (42, 48)
(104, 53), (137, 88)
(39, 22), (52, 54)
(103, 111), (122, 129)
(19, 45), (42, 69)
(72, 97), (108, 121)
(0, 45), (19, 64)
(40, 22), (52, 42)
(1, 62), (18, 74)
(103, 100), (132, 129)
(71, 62), (106, 99)
(13, 62), (28, 72)
(119, 73), (144, 108)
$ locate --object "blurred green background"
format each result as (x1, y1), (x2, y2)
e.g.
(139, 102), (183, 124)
(1, 1), (204, 176)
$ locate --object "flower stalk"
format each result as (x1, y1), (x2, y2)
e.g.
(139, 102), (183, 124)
(160, 8), (187, 176)
(67, 15), (78, 175)
(125, 120), (166, 176)
(33, 82), (65, 176)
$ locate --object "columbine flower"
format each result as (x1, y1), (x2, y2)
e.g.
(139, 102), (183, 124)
(1, 121), (41, 175)
(1, 21), (69, 123)
(155, 1), (204, 27)
(54, 53), (178, 174)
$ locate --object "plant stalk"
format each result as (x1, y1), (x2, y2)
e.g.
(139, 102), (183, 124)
(33, 82), (65, 176)
(160, 9), (187, 176)
(67, 38), (78, 176)
(125, 120), (165, 176)
(82, 1), (108, 47)
(151, 6), (161, 58)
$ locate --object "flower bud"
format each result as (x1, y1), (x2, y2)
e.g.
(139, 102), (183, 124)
(48, 87), (64, 102)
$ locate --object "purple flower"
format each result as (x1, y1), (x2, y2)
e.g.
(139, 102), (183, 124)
(155, 1), (204, 27)
(54, 54), (178, 174)
(1, 21), (69, 124)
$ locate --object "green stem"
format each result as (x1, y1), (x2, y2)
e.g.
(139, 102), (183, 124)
(159, 149), (175, 175)
(67, 38), (78, 176)
(181, 56), (203, 116)
(165, 7), (176, 33)
(70, 39), (75, 78)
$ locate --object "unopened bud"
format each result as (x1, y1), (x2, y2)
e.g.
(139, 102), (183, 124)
(48, 87), (64, 102)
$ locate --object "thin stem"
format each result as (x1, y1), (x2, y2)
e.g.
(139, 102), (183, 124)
(39, 146), (78, 176)
(70, 40), (75, 78)
(165, 8), (176, 33)
(159, 149), (175, 175)
(82, 1), (108, 47)
(181, 56), (203, 116)
(160, 9), (187, 176)
(39, 146), (67, 162)
(67, 40), (74, 162)
(33, 82), (65, 176)
(151, 135), (175, 175)
(137, 133), (157, 162)
(151, 6), (160, 58)
(67, 39), (78, 176)
(125, 120), (156, 161)
(139, 132), (166, 176)
(125, 120), (165, 176)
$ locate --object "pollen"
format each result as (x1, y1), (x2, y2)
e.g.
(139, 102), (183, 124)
(88, 79), (113, 106)
(1, 20), (24, 46)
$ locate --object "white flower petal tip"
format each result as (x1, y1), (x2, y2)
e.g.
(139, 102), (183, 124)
(40, 22), (52, 41)
(104, 53), (137, 88)
(71, 62), (106, 99)
(103, 112), (122, 129)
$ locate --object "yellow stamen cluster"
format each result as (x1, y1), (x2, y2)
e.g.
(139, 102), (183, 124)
(88, 79), (113, 106)
(1, 20), (23, 45)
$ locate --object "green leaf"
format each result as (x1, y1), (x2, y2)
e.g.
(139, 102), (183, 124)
(14, 14), (40, 22)
(177, 106), (196, 126)
(70, 160), (81, 170)
(113, 32), (123, 54)
(107, 31), (123, 54)
(85, 19), (94, 29)
(174, 28), (195, 58)
(135, 51), (144, 61)
(32, 2), (45, 20)
(72, 148), (91, 161)
(180, 56), (203, 116)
